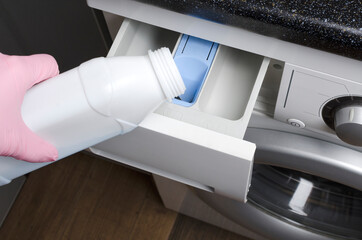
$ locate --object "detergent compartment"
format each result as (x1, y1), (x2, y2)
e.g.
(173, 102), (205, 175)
(172, 35), (218, 106)
(153, 32), (269, 138)
(90, 18), (270, 202)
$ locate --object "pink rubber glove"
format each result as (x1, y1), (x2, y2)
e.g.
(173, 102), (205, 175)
(0, 53), (59, 162)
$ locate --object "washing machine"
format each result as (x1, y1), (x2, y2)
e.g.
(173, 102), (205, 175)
(153, 71), (362, 239)
(149, 35), (362, 240)
(84, 1), (362, 239)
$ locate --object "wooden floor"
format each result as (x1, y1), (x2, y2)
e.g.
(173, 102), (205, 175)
(0, 152), (249, 240)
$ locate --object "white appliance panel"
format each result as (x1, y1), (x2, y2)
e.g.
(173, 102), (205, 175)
(275, 63), (362, 140)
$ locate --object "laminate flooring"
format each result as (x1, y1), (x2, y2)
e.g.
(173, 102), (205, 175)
(0, 152), (250, 240)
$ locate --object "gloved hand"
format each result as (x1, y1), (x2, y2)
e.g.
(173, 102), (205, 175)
(0, 53), (59, 162)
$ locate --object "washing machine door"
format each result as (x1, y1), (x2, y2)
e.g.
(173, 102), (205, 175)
(197, 128), (362, 240)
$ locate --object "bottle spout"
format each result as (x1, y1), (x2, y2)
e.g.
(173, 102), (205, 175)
(148, 48), (186, 101)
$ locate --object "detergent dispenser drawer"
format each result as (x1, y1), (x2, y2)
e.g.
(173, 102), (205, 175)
(90, 19), (270, 202)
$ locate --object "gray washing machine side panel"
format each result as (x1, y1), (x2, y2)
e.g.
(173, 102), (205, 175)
(189, 128), (362, 240)
(155, 114), (362, 239)
(196, 190), (333, 240)
(155, 171), (335, 240)
(196, 128), (362, 240)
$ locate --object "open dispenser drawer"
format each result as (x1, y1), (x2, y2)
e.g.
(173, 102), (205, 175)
(90, 19), (270, 202)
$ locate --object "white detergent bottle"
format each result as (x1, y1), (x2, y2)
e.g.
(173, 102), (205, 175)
(21, 47), (185, 160)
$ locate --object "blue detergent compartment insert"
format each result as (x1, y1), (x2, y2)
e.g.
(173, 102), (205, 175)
(173, 35), (218, 107)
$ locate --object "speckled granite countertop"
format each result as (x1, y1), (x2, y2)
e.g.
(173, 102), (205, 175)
(137, 0), (361, 60)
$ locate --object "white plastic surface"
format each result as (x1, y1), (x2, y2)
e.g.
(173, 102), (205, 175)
(90, 19), (268, 202)
(80, 50), (184, 125)
(92, 113), (255, 202)
(275, 63), (362, 139)
(156, 44), (270, 139)
(0, 49), (185, 185)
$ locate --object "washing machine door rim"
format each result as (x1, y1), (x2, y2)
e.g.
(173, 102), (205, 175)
(246, 128), (362, 239)
(245, 127), (362, 192)
(197, 128), (362, 240)
(248, 164), (362, 239)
